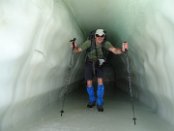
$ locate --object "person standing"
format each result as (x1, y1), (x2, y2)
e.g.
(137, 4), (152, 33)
(72, 29), (128, 112)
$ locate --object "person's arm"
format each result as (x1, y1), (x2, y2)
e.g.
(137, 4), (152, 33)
(72, 40), (90, 53)
(109, 47), (123, 55)
(108, 41), (128, 55)
(73, 44), (82, 53)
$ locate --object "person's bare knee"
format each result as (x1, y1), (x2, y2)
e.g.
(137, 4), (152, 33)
(97, 78), (103, 85)
(87, 80), (93, 87)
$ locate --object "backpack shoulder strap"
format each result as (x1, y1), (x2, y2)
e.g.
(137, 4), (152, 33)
(101, 41), (109, 60)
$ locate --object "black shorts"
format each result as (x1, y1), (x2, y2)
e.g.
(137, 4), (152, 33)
(84, 61), (104, 80)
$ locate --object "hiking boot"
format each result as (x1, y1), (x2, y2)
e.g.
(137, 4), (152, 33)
(87, 102), (96, 108)
(97, 105), (104, 112)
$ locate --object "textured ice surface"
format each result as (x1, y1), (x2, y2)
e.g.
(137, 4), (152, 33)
(17, 89), (174, 131)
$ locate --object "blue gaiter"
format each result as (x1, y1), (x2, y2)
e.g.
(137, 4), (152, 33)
(87, 86), (96, 103)
(97, 84), (104, 106)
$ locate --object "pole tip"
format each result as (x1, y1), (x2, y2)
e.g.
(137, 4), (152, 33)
(133, 117), (137, 125)
(60, 110), (64, 117)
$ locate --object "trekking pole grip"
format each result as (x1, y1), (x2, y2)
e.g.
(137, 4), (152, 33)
(124, 41), (128, 52)
(70, 38), (76, 50)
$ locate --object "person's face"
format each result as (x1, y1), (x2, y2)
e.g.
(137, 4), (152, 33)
(95, 34), (105, 44)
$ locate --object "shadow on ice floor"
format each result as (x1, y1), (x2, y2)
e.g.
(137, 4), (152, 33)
(17, 83), (174, 131)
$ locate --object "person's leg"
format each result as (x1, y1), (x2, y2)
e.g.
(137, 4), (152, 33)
(85, 62), (95, 108)
(96, 64), (105, 112)
(97, 78), (104, 111)
(86, 80), (96, 108)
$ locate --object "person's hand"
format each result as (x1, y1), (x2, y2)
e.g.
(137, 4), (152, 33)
(122, 41), (128, 52)
(70, 42), (77, 50)
(70, 38), (77, 50)
(124, 41), (128, 51)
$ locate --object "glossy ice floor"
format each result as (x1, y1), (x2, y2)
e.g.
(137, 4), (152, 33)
(16, 88), (174, 131)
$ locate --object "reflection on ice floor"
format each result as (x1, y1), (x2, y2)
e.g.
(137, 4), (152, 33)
(19, 88), (174, 131)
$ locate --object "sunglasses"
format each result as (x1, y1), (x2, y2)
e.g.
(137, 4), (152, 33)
(95, 34), (105, 37)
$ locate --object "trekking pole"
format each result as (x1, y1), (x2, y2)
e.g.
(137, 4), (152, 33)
(70, 38), (76, 50)
(60, 38), (76, 117)
(123, 42), (137, 125)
